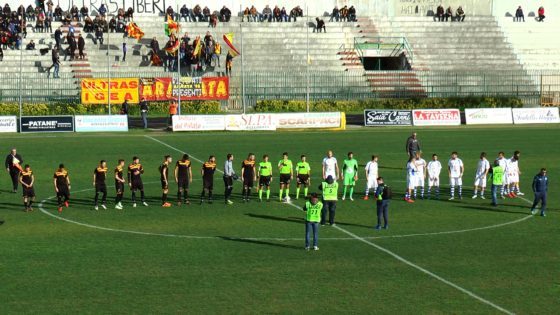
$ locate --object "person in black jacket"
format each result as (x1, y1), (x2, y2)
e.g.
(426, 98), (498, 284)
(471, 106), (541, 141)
(139, 97), (149, 128)
(77, 34), (85, 59)
(5, 148), (23, 193)
(54, 27), (62, 49)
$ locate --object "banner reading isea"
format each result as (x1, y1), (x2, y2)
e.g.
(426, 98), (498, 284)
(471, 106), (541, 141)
(81, 78), (140, 104)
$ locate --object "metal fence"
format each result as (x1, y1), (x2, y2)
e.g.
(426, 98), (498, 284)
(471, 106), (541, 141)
(2, 70), (560, 110)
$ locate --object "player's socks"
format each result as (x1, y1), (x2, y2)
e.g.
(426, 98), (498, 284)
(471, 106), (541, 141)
(420, 187), (425, 199)
(279, 190), (283, 200)
(364, 188), (369, 196)
(296, 188), (300, 199)
(304, 187), (308, 197)
(349, 187), (354, 199)
(23, 200), (28, 210)
(342, 186), (347, 199)
(285, 189), (290, 198)
(162, 193), (167, 204)
(413, 188), (417, 199)
(266, 189), (270, 199)
(177, 191), (182, 201)
(141, 191), (146, 202)
(131, 191), (136, 203)
(458, 186), (462, 198)
(28, 199), (33, 208)
(450, 186), (455, 198)
(258, 189), (263, 200)
(473, 188), (478, 196)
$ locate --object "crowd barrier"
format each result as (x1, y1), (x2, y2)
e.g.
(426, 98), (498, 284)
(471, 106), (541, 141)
(364, 107), (560, 126)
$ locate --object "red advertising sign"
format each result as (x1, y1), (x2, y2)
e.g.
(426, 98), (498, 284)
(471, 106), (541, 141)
(412, 109), (461, 126)
(139, 77), (229, 101)
(139, 78), (173, 101)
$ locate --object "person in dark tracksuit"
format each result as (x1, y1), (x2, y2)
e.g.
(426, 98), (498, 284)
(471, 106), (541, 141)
(5, 148), (23, 193)
(374, 177), (391, 230)
(405, 132), (421, 159)
(530, 168), (548, 217)
(319, 175), (338, 226)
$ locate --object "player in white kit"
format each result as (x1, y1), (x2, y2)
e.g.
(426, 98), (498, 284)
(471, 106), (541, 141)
(322, 150), (340, 180)
(496, 152), (508, 198)
(507, 150), (523, 197)
(427, 154), (442, 199)
(363, 155), (379, 200)
(404, 156), (417, 203)
(448, 152), (464, 200)
(472, 152), (490, 199)
(414, 152), (427, 199)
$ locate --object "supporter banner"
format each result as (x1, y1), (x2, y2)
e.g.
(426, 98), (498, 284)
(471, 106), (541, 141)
(0, 116), (17, 133)
(172, 115), (226, 131)
(81, 78), (140, 104)
(275, 112), (344, 129)
(512, 108), (560, 124)
(20, 116), (74, 133)
(364, 110), (412, 126)
(75, 115), (129, 132)
(225, 114), (277, 131)
(465, 108), (513, 125)
(412, 109), (461, 126)
(139, 78), (173, 101)
(172, 77), (230, 101)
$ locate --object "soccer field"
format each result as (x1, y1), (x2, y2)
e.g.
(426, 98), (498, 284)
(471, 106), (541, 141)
(1, 126), (558, 314)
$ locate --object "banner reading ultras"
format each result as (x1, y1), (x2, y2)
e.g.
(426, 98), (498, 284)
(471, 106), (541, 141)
(81, 78), (140, 104)
(140, 77), (229, 101)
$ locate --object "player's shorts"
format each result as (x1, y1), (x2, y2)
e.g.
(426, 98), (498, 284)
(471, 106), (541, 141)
(415, 176), (425, 187)
(450, 177), (462, 186)
(115, 181), (124, 193)
(366, 177), (378, 189)
(57, 185), (70, 198)
(407, 176), (416, 190)
(343, 174), (356, 186)
(23, 187), (35, 198)
(161, 180), (168, 190)
(177, 177), (190, 190)
(297, 174), (310, 186)
(259, 175), (272, 187)
(243, 177), (254, 188)
(508, 173), (519, 184)
(502, 174), (508, 185)
(428, 177), (440, 187)
(279, 174), (291, 185)
(324, 172), (337, 181)
(131, 180), (144, 191)
(203, 176), (214, 190)
(95, 183), (107, 193)
(474, 175), (487, 188)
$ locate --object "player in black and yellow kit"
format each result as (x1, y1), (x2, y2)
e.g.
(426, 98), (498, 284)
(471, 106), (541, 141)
(93, 160), (108, 210)
(19, 164), (35, 212)
(159, 155), (173, 207)
(128, 156), (148, 207)
(241, 153), (257, 202)
(53, 164), (71, 213)
(114, 159), (126, 209)
(175, 154), (193, 205)
(200, 155), (217, 204)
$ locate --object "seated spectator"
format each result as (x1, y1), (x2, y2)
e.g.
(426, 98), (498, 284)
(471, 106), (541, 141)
(445, 6), (453, 21)
(109, 17), (116, 32)
(80, 5), (88, 21)
(180, 5), (190, 22)
(314, 17), (326, 33)
(242, 7), (250, 22)
(126, 7), (134, 21)
(193, 5), (203, 22)
(203, 6), (211, 22)
(330, 6), (340, 22)
(219, 6), (231, 22)
(54, 5), (62, 21)
(166, 6), (174, 20)
(340, 5), (348, 22)
(289, 6), (302, 22)
(35, 15), (44, 32)
(537, 6), (545, 22)
(70, 5), (79, 21)
(250, 6), (259, 22)
(456, 6), (465, 22)
(515, 6), (524, 22)
(348, 6), (356, 22)
(98, 4), (107, 17)
(209, 13), (217, 28)
(26, 39), (35, 50)
(95, 26), (104, 45)
(436, 5), (444, 21)
(84, 16), (93, 32)
(280, 7), (288, 22)
(262, 5), (272, 22)
(26, 5), (35, 21)
(273, 6), (281, 22)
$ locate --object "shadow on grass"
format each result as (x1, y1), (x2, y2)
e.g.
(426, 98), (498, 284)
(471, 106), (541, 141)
(0, 202), (28, 211)
(219, 236), (301, 250)
(456, 205), (530, 215)
(245, 213), (303, 224)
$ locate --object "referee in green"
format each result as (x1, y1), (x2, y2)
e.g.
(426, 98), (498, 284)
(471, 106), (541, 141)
(319, 175), (339, 226)
(303, 193), (322, 251)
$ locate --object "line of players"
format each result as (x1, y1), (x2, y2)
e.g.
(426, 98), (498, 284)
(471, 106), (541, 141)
(404, 150), (523, 203)
(16, 150), (380, 212)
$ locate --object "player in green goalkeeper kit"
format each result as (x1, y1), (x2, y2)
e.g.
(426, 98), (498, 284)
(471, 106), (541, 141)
(342, 152), (359, 201)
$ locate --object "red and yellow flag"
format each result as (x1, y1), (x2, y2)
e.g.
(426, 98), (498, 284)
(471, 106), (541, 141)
(126, 22), (144, 40)
(222, 32), (240, 57)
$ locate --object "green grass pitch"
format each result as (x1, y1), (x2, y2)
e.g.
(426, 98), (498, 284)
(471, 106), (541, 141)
(0, 126), (558, 314)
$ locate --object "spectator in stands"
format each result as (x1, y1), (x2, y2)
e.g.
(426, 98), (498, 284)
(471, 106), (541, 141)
(180, 5), (190, 22)
(203, 6), (211, 22)
(70, 5), (79, 21)
(273, 6), (281, 22)
(242, 7), (250, 22)
(78, 34), (85, 59)
(46, 0), (53, 15)
(26, 40), (35, 50)
(262, 5), (272, 22)
(80, 5), (88, 21)
(166, 6), (174, 21)
(330, 6), (340, 22)
(45, 16), (52, 32)
(168, 99), (178, 127)
(250, 6), (259, 22)
(289, 6), (302, 22)
(444, 6), (453, 22)
(340, 6), (348, 22)
(213, 41), (221, 67)
(26, 5), (35, 21)
(456, 6), (465, 22)
(99, 4), (107, 18)
(280, 7), (288, 22)
(122, 42), (127, 62)
(121, 100), (129, 116)
(109, 16), (116, 32)
(348, 6), (356, 22)
(50, 47), (60, 78)
(126, 7), (134, 21)
(84, 16), (93, 32)
(220, 6), (231, 22)
(35, 12), (44, 33)
(54, 5), (62, 21)
(150, 37), (160, 57)
(314, 17), (326, 33)
(54, 27), (62, 49)
(515, 6), (525, 22)
(65, 33), (76, 61)
(436, 5), (444, 22)
(209, 13), (217, 28)
(0, 46), (3, 61)
(95, 26), (104, 45)
(537, 7), (545, 22)
(226, 50), (233, 76)
(193, 5), (203, 22)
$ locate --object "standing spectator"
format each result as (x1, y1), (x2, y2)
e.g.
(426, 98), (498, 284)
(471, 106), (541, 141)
(436, 5), (444, 22)
(303, 193), (322, 251)
(45, 16), (53, 32)
(95, 26), (104, 45)
(530, 168), (548, 216)
(348, 6), (356, 22)
(54, 27), (62, 49)
(77, 34), (85, 59)
(319, 175), (338, 226)
(537, 7), (545, 22)
(168, 99), (178, 127)
(5, 148), (23, 193)
(0, 46), (3, 61)
(122, 42), (127, 62)
(166, 6), (174, 20)
(445, 6), (453, 21)
(515, 6), (525, 22)
(456, 6), (465, 22)
(126, 7), (134, 21)
(405, 132), (421, 158)
(109, 16), (116, 32)
(330, 6), (340, 22)
(180, 5), (190, 22)
(223, 153), (235, 205)
(98, 4), (107, 18)
(374, 177), (391, 230)
(139, 97), (148, 128)
(49, 47), (60, 78)
(121, 100), (129, 115)
(489, 160), (505, 207)
(220, 6), (231, 22)
(225, 50), (233, 76)
(314, 17), (326, 33)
